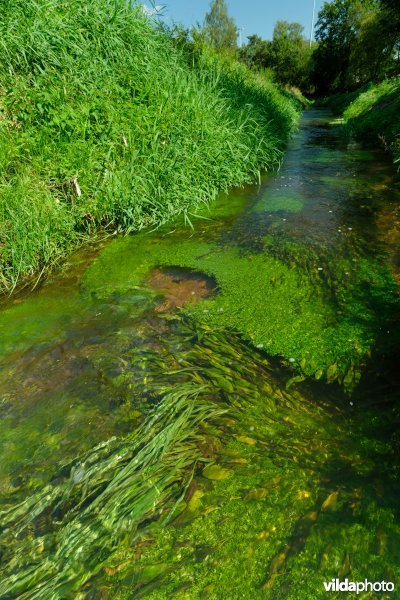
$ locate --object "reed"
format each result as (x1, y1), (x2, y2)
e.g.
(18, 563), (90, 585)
(0, 0), (300, 293)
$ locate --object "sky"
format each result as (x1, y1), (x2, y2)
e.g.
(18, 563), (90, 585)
(145, 0), (327, 44)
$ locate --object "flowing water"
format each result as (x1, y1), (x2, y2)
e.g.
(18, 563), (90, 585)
(1, 111), (400, 599)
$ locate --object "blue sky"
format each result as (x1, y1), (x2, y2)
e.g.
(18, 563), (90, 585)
(147, 1), (327, 43)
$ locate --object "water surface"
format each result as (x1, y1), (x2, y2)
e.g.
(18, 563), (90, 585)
(1, 111), (400, 599)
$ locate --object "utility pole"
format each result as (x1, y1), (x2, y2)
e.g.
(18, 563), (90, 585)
(238, 27), (243, 48)
(309, 0), (316, 48)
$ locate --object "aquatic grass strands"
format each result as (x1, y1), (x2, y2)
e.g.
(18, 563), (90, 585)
(0, 382), (226, 597)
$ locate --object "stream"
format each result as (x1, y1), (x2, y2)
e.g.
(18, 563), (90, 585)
(1, 110), (400, 599)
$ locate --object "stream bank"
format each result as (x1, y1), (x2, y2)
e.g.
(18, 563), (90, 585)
(0, 0), (300, 294)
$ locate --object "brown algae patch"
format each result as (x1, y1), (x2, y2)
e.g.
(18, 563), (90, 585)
(147, 267), (216, 312)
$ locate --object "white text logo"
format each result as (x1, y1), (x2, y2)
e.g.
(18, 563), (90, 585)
(323, 579), (395, 594)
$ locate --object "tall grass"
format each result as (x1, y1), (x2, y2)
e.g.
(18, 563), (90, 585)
(331, 79), (400, 164)
(0, 0), (300, 293)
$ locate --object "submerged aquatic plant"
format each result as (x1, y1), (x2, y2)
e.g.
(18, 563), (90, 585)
(1, 311), (400, 598)
(0, 381), (226, 597)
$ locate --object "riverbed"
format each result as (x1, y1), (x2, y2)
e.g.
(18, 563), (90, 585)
(1, 111), (399, 599)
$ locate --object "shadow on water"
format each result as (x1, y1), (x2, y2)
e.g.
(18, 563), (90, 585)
(0, 110), (400, 598)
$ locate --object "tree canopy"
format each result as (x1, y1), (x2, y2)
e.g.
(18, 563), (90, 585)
(240, 21), (312, 89)
(239, 35), (272, 70)
(203, 0), (237, 51)
(270, 21), (312, 87)
(199, 0), (400, 95)
(312, 0), (399, 93)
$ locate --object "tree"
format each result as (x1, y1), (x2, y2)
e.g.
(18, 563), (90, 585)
(348, 1), (395, 83)
(203, 0), (237, 52)
(239, 34), (272, 70)
(238, 23), (313, 90)
(312, 0), (355, 93)
(379, 0), (400, 75)
(270, 21), (312, 88)
(312, 0), (399, 93)
(380, 0), (400, 24)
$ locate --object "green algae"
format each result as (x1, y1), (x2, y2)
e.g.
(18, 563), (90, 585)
(0, 261), (154, 359)
(302, 150), (340, 164)
(203, 186), (253, 220)
(82, 227), (398, 386)
(319, 175), (358, 189)
(255, 194), (304, 213)
(0, 292), (81, 356)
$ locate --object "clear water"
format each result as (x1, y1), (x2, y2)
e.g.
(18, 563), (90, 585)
(0, 111), (400, 599)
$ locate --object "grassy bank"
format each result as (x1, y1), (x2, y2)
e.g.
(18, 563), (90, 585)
(326, 80), (400, 165)
(0, 0), (300, 294)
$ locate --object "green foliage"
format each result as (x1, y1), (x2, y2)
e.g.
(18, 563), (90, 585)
(342, 79), (400, 163)
(270, 21), (313, 89)
(324, 76), (400, 165)
(0, 0), (299, 293)
(379, 0), (400, 58)
(348, 2), (396, 83)
(203, 0), (238, 52)
(239, 23), (313, 92)
(313, 0), (358, 93)
(312, 0), (399, 94)
(239, 34), (272, 70)
(323, 84), (371, 115)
